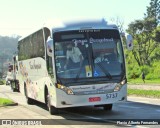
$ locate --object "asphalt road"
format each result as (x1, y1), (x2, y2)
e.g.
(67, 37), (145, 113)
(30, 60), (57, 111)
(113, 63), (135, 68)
(0, 85), (160, 128)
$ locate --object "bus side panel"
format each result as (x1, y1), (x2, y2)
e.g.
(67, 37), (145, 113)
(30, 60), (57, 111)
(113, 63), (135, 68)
(17, 57), (52, 103)
(46, 80), (57, 107)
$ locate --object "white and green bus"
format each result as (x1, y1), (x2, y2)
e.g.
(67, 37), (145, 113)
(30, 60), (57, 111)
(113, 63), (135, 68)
(17, 18), (132, 114)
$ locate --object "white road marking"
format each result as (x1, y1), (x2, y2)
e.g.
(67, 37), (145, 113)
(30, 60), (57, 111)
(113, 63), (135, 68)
(136, 101), (149, 103)
(62, 111), (136, 127)
(128, 99), (149, 103)
(135, 126), (148, 128)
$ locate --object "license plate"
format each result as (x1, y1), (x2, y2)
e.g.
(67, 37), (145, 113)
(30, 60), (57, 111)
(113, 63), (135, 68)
(89, 97), (101, 102)
(106, 93), (118, 99)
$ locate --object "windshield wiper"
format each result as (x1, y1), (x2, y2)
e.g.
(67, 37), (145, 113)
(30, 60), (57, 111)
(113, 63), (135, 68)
(90, 48), (112, 80)
(75, 61), (112, 81)
(95, 62), (112, 79)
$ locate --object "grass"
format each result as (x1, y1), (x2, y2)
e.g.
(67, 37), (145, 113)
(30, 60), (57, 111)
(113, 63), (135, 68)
(0, 97), (15, 106)
(128, 89), (160, 98)
(128, 78), (160, 85)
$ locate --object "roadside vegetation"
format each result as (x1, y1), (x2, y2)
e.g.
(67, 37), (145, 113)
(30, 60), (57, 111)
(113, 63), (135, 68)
(0, 97), (15, 106)
(124, 0), (160, 98)
(128, 78), (160, 84)
(128, 89), (160, 98)
(124, 0), (160, 85)
(0, 80), (5, 85)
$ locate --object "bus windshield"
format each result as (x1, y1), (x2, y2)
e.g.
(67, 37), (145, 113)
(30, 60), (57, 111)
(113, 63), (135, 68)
(54, 29), (125, 84)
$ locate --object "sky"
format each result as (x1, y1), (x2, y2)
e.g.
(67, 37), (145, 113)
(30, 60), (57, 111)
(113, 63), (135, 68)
(0, 0), (150, 37)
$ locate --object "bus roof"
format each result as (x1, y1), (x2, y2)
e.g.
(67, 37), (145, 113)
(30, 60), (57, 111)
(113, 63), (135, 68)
(18, 28), (43, 41)
(47, 18), (118, 32)
(19, 18), (118, 41)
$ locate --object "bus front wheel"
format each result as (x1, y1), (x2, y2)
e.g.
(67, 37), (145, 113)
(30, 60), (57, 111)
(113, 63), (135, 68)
(103, 104), (113, 111)
(45, 89), (58, 115)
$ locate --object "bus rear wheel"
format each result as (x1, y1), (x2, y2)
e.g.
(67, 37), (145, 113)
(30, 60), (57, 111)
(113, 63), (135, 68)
(24, 85), (34, 104)
(45, 89), (58, 115)
(103, 104), (113, 111)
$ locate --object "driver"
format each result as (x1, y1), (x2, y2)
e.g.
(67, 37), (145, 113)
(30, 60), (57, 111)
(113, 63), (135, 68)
(64, 43), (83, 69)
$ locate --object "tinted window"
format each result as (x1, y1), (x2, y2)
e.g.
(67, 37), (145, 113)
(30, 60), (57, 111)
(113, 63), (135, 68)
(18, 28), (50, 60)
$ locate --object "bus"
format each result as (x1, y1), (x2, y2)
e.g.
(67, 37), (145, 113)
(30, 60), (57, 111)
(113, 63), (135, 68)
(6, 64), (14, 85)
(17, 18), (132, 114)
(5, 61), (19, 92)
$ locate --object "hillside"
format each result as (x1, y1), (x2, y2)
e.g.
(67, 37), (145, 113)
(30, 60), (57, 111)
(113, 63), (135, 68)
(0, 35), (21, 77)
(0, 35), (20, 55)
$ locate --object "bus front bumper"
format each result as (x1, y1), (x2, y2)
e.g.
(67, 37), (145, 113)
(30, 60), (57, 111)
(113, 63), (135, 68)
(53, 85), (127, 108)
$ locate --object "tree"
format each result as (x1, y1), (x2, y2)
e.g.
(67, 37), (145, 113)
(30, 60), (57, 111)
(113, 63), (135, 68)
(127, 0), (160, 66)
(145, 0), (160, 27)
(153, 26), (160, 42)
(110, 16), (124, 33)
(110, 16), (127, 46)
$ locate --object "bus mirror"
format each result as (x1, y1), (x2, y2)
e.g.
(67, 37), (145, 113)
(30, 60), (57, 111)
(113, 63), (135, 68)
(126, 34), (133, 50)
(46, 37), (53, 57)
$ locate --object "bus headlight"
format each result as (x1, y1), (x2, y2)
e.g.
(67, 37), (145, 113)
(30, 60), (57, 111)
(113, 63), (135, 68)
(57, 84), (74, 95)
(114, 79), (126, 92)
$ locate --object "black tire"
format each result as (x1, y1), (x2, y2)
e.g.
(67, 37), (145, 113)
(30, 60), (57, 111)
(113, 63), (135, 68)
(45, 88), (58, 115)
(103, 104), (113, 111)
(24, 85), (34, 104)
(15, 80), (20, 92)
(11, 81), (19, 92)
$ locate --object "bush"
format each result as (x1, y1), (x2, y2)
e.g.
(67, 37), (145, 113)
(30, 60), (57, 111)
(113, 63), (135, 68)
(140, 65), (150, 75)
(146, 74), (154, 80)
(0, 80), (5, 85)
(125, 50), (160, 81)
(152, 61), (160, 79)
(127, 64), (141, 79)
